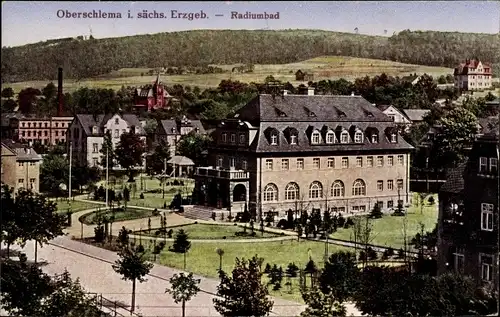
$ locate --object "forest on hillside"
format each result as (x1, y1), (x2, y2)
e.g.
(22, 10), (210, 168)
(2, 29), (499, 83)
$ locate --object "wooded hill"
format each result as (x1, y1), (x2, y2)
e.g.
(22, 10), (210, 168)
(2, 29), (499, 83)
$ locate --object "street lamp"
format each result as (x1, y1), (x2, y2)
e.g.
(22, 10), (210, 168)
(215, 248), (225, 273)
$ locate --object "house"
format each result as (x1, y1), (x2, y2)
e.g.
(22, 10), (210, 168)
(134, 74), (173, 112)
(295, 70), (314, 82)
(401, 109), (431, 125)
(67, 113), (146, 169)
(17, 116), (74, 146)
(193, 89), (414, 218)
(454, 59), (493, 91)
(1, 113), (24, 140)
(376, 105), (412, 125)
(154, 115), (206, 157)
(1, 139), (43, 193)
(436, 130), (498, 292)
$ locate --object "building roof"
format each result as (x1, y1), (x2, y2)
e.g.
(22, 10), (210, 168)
(159, 117), (206, 135)
(74, 113), (145, 136)
(402, 109), (430, 122)
(376, 104), (391, 112)
(1, 113), (24, 127)
(478, 116), (499, 135)
(454, 59), (492, 75)
(168, 155), (194, 166)
(485, 98), (500, 106)
(1, 139), (42, 161)
(439, 163), (466, 194)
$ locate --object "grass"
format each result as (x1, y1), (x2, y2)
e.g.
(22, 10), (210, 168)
(4, 56), (454, 93)
(52, 199), (101, 213)
(330, 195), (439, 249)
(139, 223), (281, 240)
(80, 207), (156, 225)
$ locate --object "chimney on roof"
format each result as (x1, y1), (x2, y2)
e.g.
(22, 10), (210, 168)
(57, 67), (63, 116)
(307, 87), (315, 96)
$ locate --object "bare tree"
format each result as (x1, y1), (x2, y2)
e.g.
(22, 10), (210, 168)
(352, 216), (377, 267)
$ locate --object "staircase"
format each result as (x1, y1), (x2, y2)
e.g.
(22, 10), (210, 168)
(181, 206), (218, 221)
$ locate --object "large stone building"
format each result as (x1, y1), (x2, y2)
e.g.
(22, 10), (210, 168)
(1, 139), (43, 193)
(17, 116), (74, 146)
(154, 115), (206, 157)
(454, 59), (493, 91)
(193, 90), (414, 218)
(68, 113), (146, 169)
(437, 131), (498, 291)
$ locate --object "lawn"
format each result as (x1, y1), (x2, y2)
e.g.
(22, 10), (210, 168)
(330, 197), (439, 249)
(52, 199), (101, 213)
(80, 207), (156, 225)
(138, 223), (281, 240)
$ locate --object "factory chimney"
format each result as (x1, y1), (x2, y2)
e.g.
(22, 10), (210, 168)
(57, 67), (63, 116)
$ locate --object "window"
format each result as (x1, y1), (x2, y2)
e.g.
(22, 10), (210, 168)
(388, 114), (395, 121)
(356, 157), (363, 167)
(371, 134), (378, 143)
(44, 131), (48, 137)
(230, 133), (236, 143)
(92, 143), (99, 153)
(331, 181), (345, 197)
(367, 156), (374, 167)
(352, 179), (366, 196)
(326, 131), (335, 144)
(28, 131), (31, 137)
(297, 159), (304, 170)
(22, 122), (25, 127)
(341, 157), (349, 168)
(266, 159), (273, 171)
(270, 132), (278, 145)
(481, 203), (494, 231)
(391, 133), (397, 142)
(282, 159), (289, 170)
(242, 160), (248, 170)
(217, 156), (223, 167)
(387, 200), (394, 209)
(30, 178), (35, 184)
(92, 158), (98, 167)
(313, 158), (320, 169)
(115, 118), (119, 125)
(309, 181), (323, 199)
(327, 158), (335, 168)
(489, 158), (498, 173)
(230, 157), (235, 168)
(340, 131), (349, 143)
(397, 155), (404, 165)
(290, 133), (298, 145)
(397, 179), (403, 190)
(377, 180), (383, 191)
(479, 157), (487, 172)
(30, 162), (36, 166)
(55, 123), (59, 128)
(453, 248), (464, 272)
(387, 156), (394, 166)
(387, 180), (394, 191)
(377, 156), (383, 167)
(18, 178), (24, 184)
(311, 131), (321, 144)
(22, 131), (25, 137)
(221, 133), (227, 143)
(114, 129), (119, 138)
(28, 122), (31, 127)
(480, 254), (493, 281)
(263, 183), (278, 201)
(55, 131), (59, 137)
(239, 134), (245, 144)
(354, 131), (363, 143)
(285, 183), (299, 200)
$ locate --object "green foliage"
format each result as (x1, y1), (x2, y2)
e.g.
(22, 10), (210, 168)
(300, 285), (347, 317)
(93, 223), (105, 243)
(100, 131), (116, 169)
(172, 229), (191, 253)
(112, 244), (154, 283)
(1, 87), (14, 98)
(166, 273), (201, 317)
(115, 131), (146, 180)
(368, 203), (383, 219)
(213, 256), (274, 317)
(146, 138), (171, 176)
(176, 133), (213, 167)
(319, 251), (360, 303)
(117, 226), (130, 248)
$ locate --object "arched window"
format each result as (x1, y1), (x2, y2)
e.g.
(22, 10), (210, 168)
(331, 180), (345, 197)
(309, 181), (323, 199)
(263, 183), (278, 201)
(311, 131), (321, 144)
(285, 182), (300, 200)
(352, 179), (366, 196)
(340, 131), (349, 143)
(326, 130), (335, 144)
(354, 131), (364, 143)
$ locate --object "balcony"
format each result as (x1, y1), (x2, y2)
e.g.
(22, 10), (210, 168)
(195, 167), (249, 180)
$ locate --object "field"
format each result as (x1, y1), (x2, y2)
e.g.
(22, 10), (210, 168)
(138, 223), (281, 240)
(53, 199), (101, 213)
(4, 56), (453, 93)
(79, 207), (155, 225)
(330, 197), (439, 249)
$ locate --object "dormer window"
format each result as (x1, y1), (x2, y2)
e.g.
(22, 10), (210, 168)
(340, 131), (349, 143)
(135, 126), (140, 134)
(230, 133), (236, 143)
(371, 134), (378, 143)
(92, 126), (98, 134)
(239, 134), (245, 144)
(311, 131), (321, 144)
(171, 127), (176, 133)
(391, 133), (397, 143)
(270, 132), (278, 145)
(290, 134), (297, 145)
(354, 131), (363, 143)
(326, 131), (335, 144)
(221, 133), (227, 143)
(115, 118), (119, 125)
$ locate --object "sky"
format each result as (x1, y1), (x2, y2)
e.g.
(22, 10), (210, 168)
(2, 1), (499, 47)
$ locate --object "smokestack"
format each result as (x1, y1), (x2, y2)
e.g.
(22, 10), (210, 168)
(57, 67), (63, 116)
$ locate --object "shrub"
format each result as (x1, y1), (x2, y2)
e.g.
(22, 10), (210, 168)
(344, 218), (355, 228)
(220, 213), (225, 221)
(167, 229), (173, 238)
(397, 248), (405, 259)
(382, 250), (389, 260)
(139, 193), (145, 199)
(94, 224), (105, 243)
(152, 208), (160, 216)
(222, 236), (226, 239)
(277, 219), (288, 229)
(369, 203), (384, 219)
(358, 251), (367, 262)
(428, 196), (435, 205)
(386, 247), (395, 257)
(367, 247), (378, 260)
(211, 212), (216, 220)
(264, 263), (272, 273)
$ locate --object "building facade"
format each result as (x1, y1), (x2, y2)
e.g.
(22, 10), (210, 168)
(68, 113), (146, 169)
(134, 74), (173, 112)
(154, 116), (206, 157)
(454, 59), (493, 91)
(437, 133), (498, 291)
(17, 116), (74, 146)
(193, 91), (414, 219)
(1, 140), (43, 193)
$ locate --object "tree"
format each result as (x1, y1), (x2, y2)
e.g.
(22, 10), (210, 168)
(172, 229), (191, 269)
(351, 217), (375, 267)
(213, 256), (274, 317)
(368, 202), (383, 219)
(18, 87), (41, 114)
(319, 251), (360, 303)
(117, 226), (130, 248)
(112, 244), (154, 313)
(100, 130), (116, 169)
(146, 139), (171, 176)
(123, 186), (130, 210)
(40, 152), (69, 196)
(166, 273), (201, 317)
(300, 286), (347, 317)
(115, 131), (146, 181)
(304, 259), (318, 288)
(176, 133), (212, 167)
(1, 87), (14, 99)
